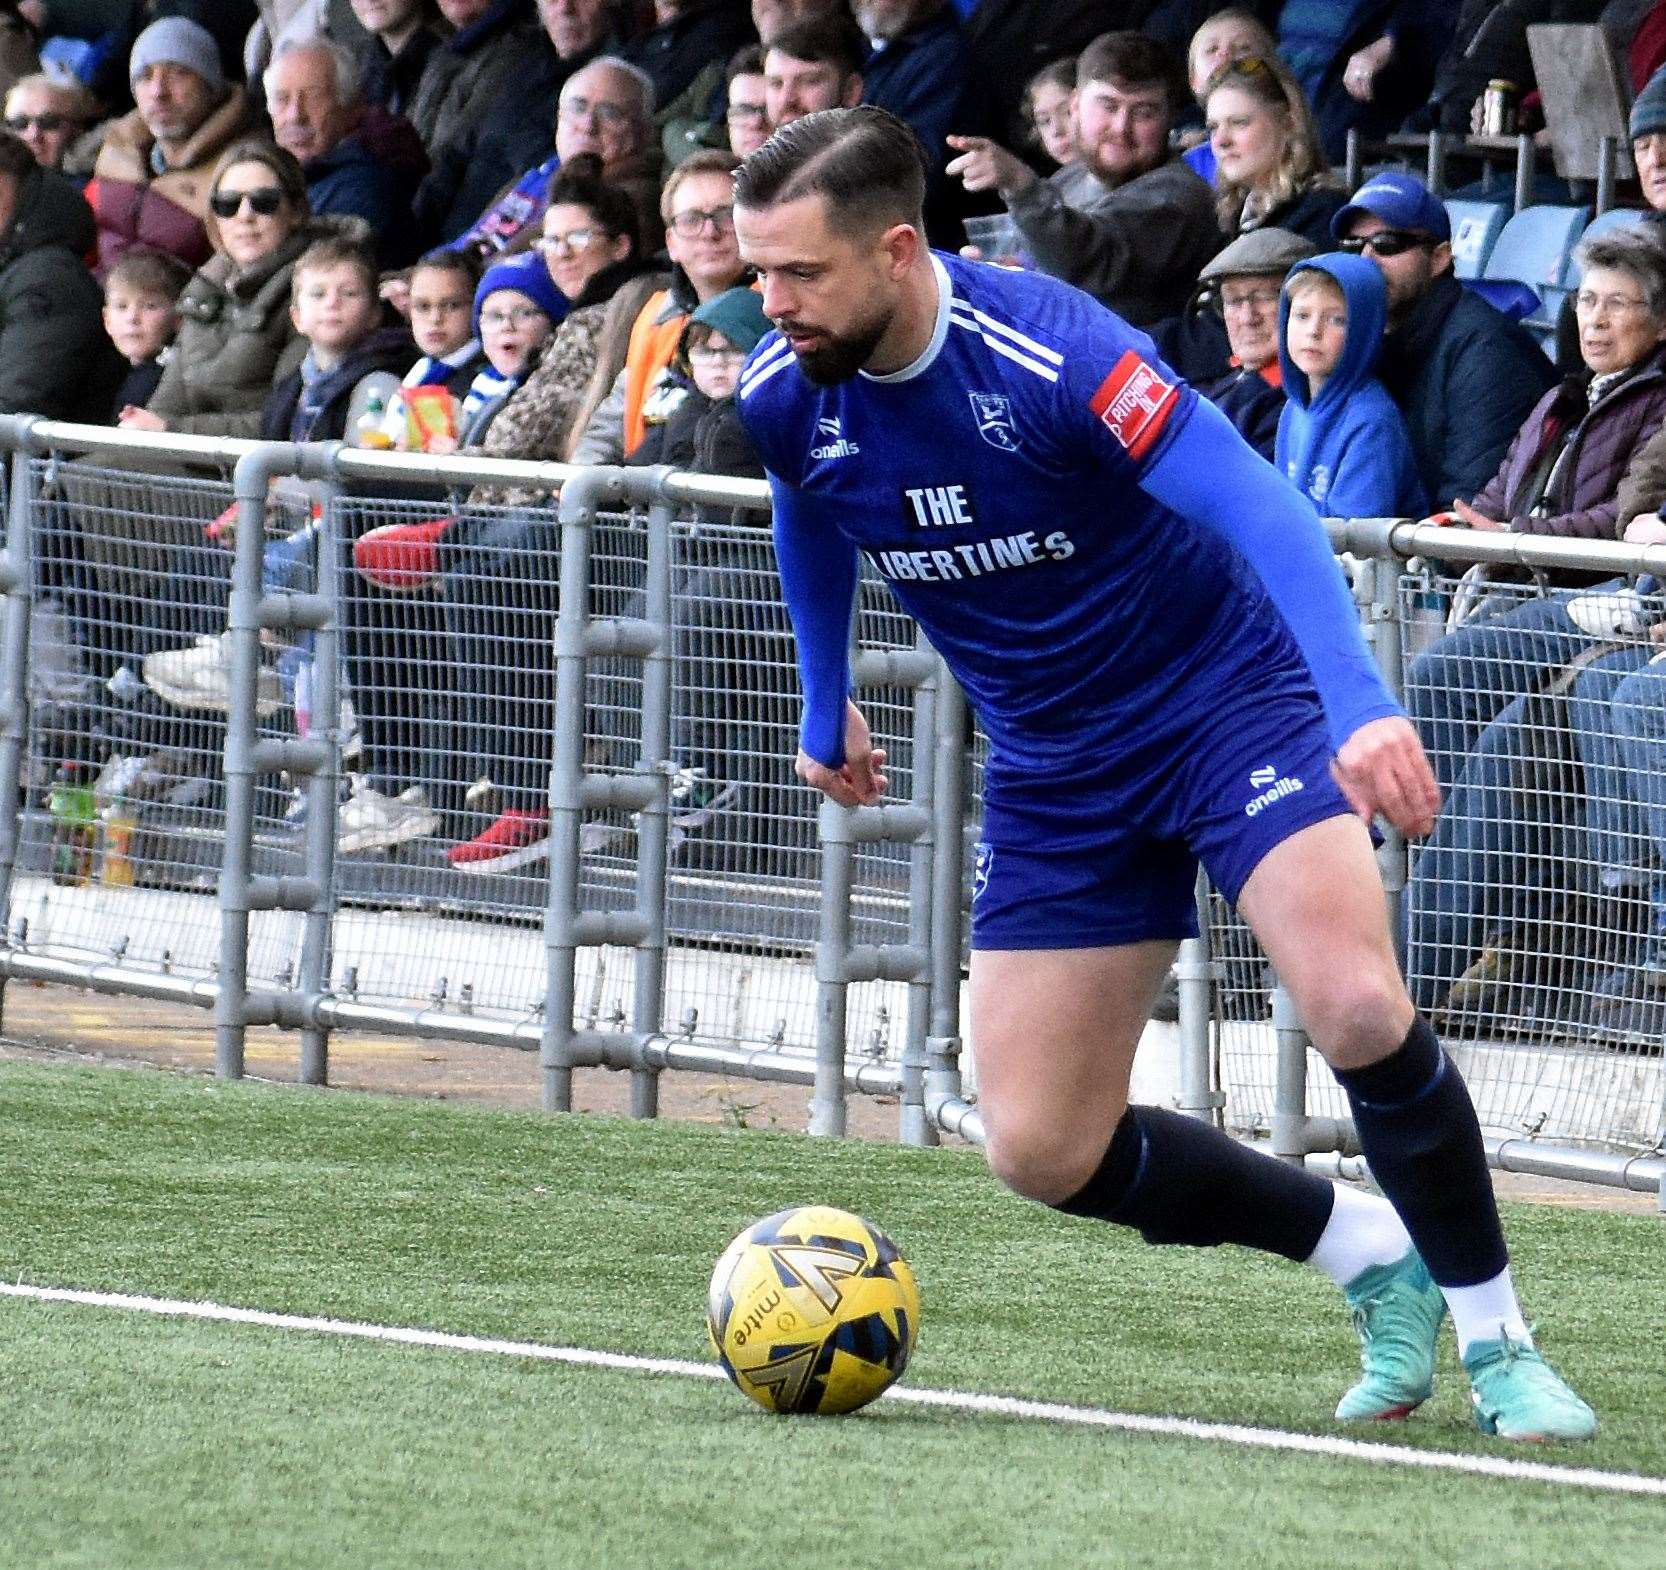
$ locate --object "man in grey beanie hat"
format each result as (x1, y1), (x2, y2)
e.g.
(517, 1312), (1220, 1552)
(128, 17), (228, 97)
(88, 16), (259, 275)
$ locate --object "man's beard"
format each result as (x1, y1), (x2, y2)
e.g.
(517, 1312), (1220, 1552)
(783, 306), (893, 385)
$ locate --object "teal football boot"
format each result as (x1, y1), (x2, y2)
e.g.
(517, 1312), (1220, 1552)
(1335, 1251), (1446, 1421)
(1463, 1334), (1597, 1443)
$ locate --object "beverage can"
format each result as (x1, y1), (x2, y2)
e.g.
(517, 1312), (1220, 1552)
(1483, 80), (1518, 138)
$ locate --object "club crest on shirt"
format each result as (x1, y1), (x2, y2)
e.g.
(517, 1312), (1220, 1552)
(968, 391), (1019, 451)
(1089, 350), (1178, 461)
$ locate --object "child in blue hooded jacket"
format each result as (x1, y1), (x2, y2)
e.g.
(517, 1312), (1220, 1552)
(1274, 253), (1427, 520)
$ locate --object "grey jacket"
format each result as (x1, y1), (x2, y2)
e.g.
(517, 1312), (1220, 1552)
(1005, 157), (1221, 326)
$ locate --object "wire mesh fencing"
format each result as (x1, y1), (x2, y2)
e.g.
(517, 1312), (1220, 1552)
(0, 421), (1658, 1177)
(1213, 564), (1666, 1156)
(5, 452), (319, 987)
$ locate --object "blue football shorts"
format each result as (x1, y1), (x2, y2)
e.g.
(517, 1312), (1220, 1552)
(970, 691), (1354, 951)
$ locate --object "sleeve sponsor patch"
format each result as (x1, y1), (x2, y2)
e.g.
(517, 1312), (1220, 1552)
(1089, 350), (1179, 462)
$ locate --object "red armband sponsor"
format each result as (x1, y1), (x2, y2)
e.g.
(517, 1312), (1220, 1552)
(1089, 350), (1179, 462)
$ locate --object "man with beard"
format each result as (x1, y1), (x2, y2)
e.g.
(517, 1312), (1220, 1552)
(731, 105), (1598, 1445)
(945, 29), (1217, 325)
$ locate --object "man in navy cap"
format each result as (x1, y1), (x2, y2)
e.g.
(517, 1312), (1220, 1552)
(1335, 168), (1554, 516)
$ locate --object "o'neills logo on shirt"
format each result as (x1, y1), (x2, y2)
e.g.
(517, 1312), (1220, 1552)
(1090, 350), (1178, 461)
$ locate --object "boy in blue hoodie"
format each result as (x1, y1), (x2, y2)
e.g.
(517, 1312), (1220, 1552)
(1274, 253), (1427, 521)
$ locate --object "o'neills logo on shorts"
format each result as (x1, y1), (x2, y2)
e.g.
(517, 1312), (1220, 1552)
(1245, 764), (1304, 817)
(1089, 350), (1178, 461)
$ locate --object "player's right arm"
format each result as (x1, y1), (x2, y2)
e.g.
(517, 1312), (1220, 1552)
(768, 476), (888, 805)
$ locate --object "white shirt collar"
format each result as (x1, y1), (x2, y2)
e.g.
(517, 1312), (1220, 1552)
(861, 254), (951, 384)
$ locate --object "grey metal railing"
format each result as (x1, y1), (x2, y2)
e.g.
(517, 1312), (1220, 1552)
(0, 418), (1656, 1211)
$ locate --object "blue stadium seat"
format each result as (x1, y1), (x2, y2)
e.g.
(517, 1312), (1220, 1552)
(1578, 207), (1655, 247)
(1446, 199), (1508, 280)
(1462, 278), (1539, 320)
(1483, 204), (1592, 347)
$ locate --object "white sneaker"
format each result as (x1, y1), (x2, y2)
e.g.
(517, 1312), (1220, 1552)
(143, 634), (283, 716)
(337, 782), (439, 853)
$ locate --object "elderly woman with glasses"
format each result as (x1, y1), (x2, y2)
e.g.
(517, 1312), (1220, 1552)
(1204, 53), (1345, 249)
(118, 137), (359, 436)
(1398, 231), (1666, 1023)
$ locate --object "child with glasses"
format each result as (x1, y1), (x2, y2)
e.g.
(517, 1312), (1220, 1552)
(373, 248), (487, 451)
(101, 249), (191, 420)
(627, 285), (769, 477)
(423, 251), (565, 453)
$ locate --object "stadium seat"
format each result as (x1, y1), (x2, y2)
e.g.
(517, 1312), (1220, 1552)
(1446, 199), (1509, 280)
(1462, 278), (1539, 320)
(1578, 206), (1654, 246)
(1483, 204), (1592, 349)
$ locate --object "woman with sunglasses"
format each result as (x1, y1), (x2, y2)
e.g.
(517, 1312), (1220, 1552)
(1204, 54), (1345, 251)
(120, 138), (359, 437)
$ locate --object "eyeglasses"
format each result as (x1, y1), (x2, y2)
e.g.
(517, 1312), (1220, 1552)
(1219, 286), (1281, 315)
(210, 186), (285, 219)
(538, 228), (602, 255)
(559, 95), (631, 126)
(479, 305), (550, 329)
(726, 102), (767, 124)
(1338, 229), (1434, 258)
(688, 343), (747, 365)
(4, 112), (68, 132)
(670, 205), (735, 237)
(1575, 290), (1652, 317)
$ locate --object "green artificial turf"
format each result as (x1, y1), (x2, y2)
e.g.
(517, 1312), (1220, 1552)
(0, 1061), (1661, 1569)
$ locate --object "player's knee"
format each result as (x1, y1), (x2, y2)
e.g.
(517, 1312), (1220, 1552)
(983, 1117), (1113, 1206)
(1300, 968), (1413, 1068)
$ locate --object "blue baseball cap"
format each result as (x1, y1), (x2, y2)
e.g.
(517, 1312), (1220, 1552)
(1331, 170), (1451, 243)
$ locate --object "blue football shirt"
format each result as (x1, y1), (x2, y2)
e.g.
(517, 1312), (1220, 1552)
(736, 252), (1399, 842)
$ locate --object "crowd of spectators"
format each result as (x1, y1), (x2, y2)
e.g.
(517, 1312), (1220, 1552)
(4, 1), (1666, 1039)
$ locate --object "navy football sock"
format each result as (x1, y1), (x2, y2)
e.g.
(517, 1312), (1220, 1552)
(1332, 1016), (1507, 1289)
(1055, 1104), (1335, 1262)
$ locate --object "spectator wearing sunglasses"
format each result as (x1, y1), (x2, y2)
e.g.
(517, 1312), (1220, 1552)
(86, 18), (261, 277)
(119, 139), (365, 438)
(3, 72), (94, 177)
(1334, 170), (1553, 518)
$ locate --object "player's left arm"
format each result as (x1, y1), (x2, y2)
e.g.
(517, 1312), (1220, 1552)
(1140, 395), (1439, 836)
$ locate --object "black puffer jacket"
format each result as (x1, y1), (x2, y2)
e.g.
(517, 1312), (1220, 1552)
(0, 166), (120, 420)
(628, 386), (765, 486)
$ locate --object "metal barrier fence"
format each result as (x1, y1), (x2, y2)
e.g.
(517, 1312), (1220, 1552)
(0, 418), (1658, 1208)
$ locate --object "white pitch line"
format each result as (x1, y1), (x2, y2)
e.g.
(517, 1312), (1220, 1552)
(4, 1280), (1663, 1499)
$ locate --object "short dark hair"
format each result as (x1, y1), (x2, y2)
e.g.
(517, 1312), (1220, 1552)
(106, 248), (192, 302)
(291, 235), (377, 304)
(411, 245), (482, 293)
(734, 106), (925, 234)
(546, 151), (641, 254)
(727, 42), (764, 83)
(1077, 30), (1186, 115)
(766, 12), (866, 78)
